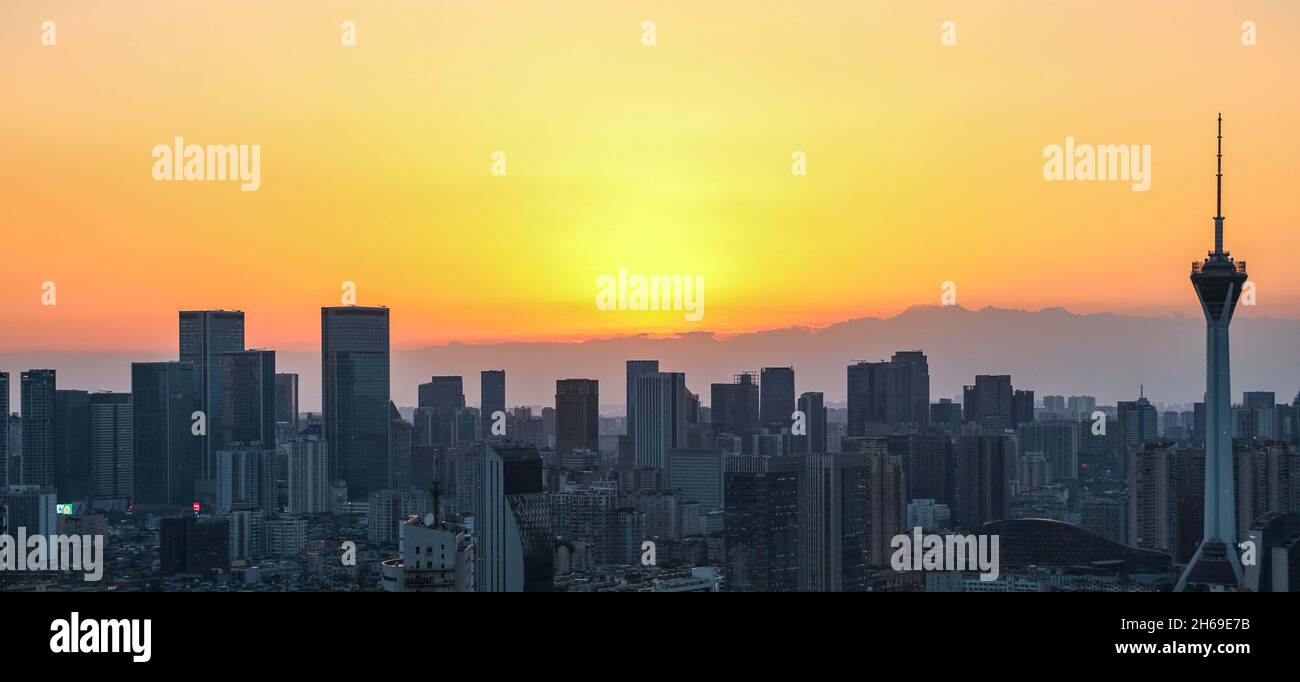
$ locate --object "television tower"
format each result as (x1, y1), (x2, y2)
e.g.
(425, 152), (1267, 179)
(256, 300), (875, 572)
(1176, 114), (1248, 591)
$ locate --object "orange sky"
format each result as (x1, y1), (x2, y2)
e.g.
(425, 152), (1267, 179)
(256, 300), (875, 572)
(2, 1), (1297, 353)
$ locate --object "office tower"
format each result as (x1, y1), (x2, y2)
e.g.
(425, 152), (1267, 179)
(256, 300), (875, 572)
(480, 370), (505, 439)
(1067, 395), (1097, 421)
(793, 392), (827, 454)
(759, 367), (795, 430)
(160, 516), (230, 576)
(219, 349), (276, 449)
(555, 379), (599, 456)
(1017, 420), (1080, 482)
(476, 443), (553, 592)
(285, 424), (330, 515)
(889, 351), (931, 429)
(930, 398), (962, 430)
(712, 373), (760, 452)
(274, 373), (299, 432)
(321, 305), (390, 501)
(799, 452), (868, 592)
(955, 434), (1015, 529)
(633, 372), (687, 474)
(1117, 395), (1158, 450)
(847, 361), (887, 437)
(0, 373), (7, 487)
(862, 441), (906, 567)
(0, 485), (58, 536)
(906, 433), (954, 506)
(20, 369), (56, 488)
(215, 446), (276, 513)
(53, 389), (91, 500)
(963, 375), (1013, 433)
(1043, 395), (1067, 418)
(417, 376), (465, 447)
(625, 360), (659, 443)
(89, 393), (132, 501)
(179, 310), (245, 480)
(131, 362), (201, 507)
(723, 455), (800, 592)
(388, 402), (413, 490)
(668, 448), (725, 509)
(1012, 389), (1035, 427)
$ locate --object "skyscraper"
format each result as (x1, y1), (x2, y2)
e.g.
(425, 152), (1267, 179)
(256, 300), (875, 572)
(131, 362), (201, 506)
(480, 370), (505, 439)
(555, 379), (599, 456)
(1178, 116), (1249, 591)
(799, 452), (868, 591)
(0, 372), (8, 486)
(723, 455), (800, 592)
(633, 372), (687, 473)
(712, 373), (760, 452)
(220, 350), (276, 449)
(955, 434), (1015, 530)
(179, 310), (245, 480)
(759, 367), (795, 430)
(793, 391), (827, 454)
(476, 443), (553, 592)
(89, 392), (133, 501)
(274, 373), (299, 432)
(625, 360), (659, 442)
(321, 306), (390, 501)
(21, 369), (56, 488)
(1118, 395), (1159, 450)
(53, 389), (92, 500)
(963, 375), (1013, 433)
(889, 351), (930, 429)
(416, 376), (464, 447)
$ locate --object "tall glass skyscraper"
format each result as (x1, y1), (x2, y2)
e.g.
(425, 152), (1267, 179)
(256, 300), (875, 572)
(21, 369), (56, 488)
(480, 370), (505, 439)
(131, 362), (201, 506)
(180, 310), (245, 481)
(321, 306), (390, 500)
(219, 349), (277, 449)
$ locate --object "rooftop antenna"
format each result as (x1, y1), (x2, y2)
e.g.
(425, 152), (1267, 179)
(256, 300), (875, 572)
(1214, 113), (1224, 255)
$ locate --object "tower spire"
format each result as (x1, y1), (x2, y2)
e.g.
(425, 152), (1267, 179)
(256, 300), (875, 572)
(1214, 113), (1224, 255)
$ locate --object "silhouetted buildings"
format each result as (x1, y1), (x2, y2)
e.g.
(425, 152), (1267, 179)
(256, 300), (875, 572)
(160, 515), (230, 576)
(724, 455), (800, 592)
(179, 310), (245, 481)
(799, 452), (868, 591)
(759, 367), (795, 430)
(555, 379), (599, 456)
(712, 373), (760, 453)
(53, 389), (91, 500)
(274, 373), (299, 432)
(480, 370), (505, 439)
(321, 305), (390, 501)
(21, 369), (56, 488)
(793, 391), (827, 454)
(132, 362), (201, 506)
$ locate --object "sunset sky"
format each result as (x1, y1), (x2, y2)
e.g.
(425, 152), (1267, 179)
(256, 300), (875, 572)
(2, 1), (1298, 354)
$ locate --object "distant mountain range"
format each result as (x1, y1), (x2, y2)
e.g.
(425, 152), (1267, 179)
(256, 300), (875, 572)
(5, 306), (1298, 413)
